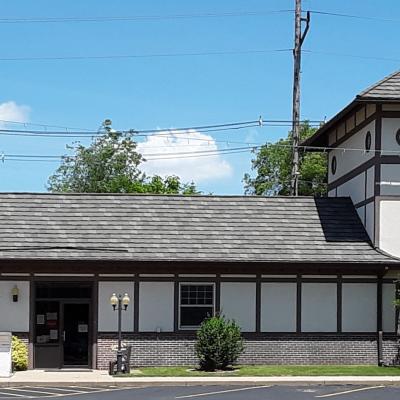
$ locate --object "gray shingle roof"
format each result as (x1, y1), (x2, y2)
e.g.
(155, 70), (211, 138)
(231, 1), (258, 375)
(357, 70), (400, 100)
(0, 193), (395, 264)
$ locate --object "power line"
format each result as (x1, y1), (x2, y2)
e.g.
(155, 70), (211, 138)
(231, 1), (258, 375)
(308, 10), (400, 23)
(303, 49), (400, 64)
(4, 141), (400, 164)
(0, 10), (294, 24)
(0, 48), (395, 64)
(0, 119), (322, 137)
(1, 9), (397, 25)
(0, 117), (321, 130)
(0, 47), (396, 64)
(0, 119), (94, 132)
(0, 48), (292, 62)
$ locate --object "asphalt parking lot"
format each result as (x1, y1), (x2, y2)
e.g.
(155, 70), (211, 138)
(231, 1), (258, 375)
(0, 385), (399, 399)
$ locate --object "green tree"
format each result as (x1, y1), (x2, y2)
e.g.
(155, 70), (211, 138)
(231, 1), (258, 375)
(48, 124), (199, 195)
(243, 123), (327, 196)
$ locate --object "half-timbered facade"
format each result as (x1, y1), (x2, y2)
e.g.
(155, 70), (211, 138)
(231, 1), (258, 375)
(304, 70), (400, 258)
(0, 192), (399, 369)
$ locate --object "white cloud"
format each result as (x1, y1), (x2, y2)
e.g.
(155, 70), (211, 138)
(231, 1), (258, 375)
(0, 101), (30, 126)
(137, 130), (233, 183)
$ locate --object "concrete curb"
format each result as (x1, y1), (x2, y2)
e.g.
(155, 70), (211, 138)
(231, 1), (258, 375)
(1, 376), (400, 387)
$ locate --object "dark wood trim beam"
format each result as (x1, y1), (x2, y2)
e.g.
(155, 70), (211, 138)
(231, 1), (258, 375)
(381, 111), (400, 118)
(255, 276), (261, 333)
(28, 279), (34, 369)
(354, 197), (375, 209)
(296, 275), (302, 333)
(215, 275), (221, 315)
(375, 105), (382, 197)
(337, 275), (342, 333)
(91, 279), (98, 369)
(377, 277), (383, 332)
(328, 157), (376, 191)
(0, 259), (394, 274)
(173, 280), (179, 333)
(380, 155), (400, 164)
(134, 280), (139, 332)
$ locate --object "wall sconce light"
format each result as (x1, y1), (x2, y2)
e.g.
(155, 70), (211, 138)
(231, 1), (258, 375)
(11, 285), (19, 302)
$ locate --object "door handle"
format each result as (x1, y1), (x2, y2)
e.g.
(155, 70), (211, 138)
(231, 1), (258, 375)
(63, 331), (66, 342)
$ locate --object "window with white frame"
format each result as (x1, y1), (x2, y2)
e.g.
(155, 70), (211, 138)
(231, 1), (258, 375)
(179, 283), (214, 329)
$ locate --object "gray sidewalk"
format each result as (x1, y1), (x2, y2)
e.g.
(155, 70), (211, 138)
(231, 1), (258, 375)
(1, 370), (400, 387)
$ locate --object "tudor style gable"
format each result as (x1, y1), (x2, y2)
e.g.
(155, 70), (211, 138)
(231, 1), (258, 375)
(304, 70), (400, 258)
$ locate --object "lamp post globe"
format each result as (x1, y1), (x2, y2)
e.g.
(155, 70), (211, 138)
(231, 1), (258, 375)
(110, 293), (118, 310)
(110, 292), (131, 374)
(122, 293), (130, 310)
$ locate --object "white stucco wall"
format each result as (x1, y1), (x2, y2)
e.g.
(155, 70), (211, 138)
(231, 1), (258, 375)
(261, 282), (296, 332)
(336, 172), (365, 205)
(139, 282), (174, 332)
(98, 281), (134, 332)
(220, 282), (256, 332)
(382, 283), (396, 332)
(328, 120), (375, 182)
(381, 118), (400, 152)
(0, 281), (30, 332)
(342, 283), (377, 332)
(301, 283), (337, 332)
(380, 164), (400, 196)
(379, 199), (400, 258)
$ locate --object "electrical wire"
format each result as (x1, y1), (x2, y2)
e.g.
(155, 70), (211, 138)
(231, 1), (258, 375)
(0, 119), (94, 132)
(0, 9), (397, 25)
(0, 48), (292, 62)
(303, 50), (400, 64)
(0, 119), (323, 138)
(308, 10), (400, 23)
(0, 117), (322, 131)
(0, 48), (397, 64)
(3, 140), (400, 164)
(0, 10), (294, 24)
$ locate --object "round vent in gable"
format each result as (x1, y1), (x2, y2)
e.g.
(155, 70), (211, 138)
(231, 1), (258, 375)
(396, 129), (400, 145)
(331, 156), (337, 175)
(365, 131), (371, 152)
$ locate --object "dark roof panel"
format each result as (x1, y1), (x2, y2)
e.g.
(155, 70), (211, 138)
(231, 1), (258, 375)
(0, 193), (395, 264)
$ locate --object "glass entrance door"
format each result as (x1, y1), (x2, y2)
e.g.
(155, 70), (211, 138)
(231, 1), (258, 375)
(33, 282), (92, 369)
(63, 303), (90, 367)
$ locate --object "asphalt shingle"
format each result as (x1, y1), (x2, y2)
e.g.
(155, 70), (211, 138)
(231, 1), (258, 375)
(357, 70), (400, 100)
(0, 193), (395, 264)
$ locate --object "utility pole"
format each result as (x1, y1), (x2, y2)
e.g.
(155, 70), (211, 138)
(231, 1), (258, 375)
(290, 0), (310, 196)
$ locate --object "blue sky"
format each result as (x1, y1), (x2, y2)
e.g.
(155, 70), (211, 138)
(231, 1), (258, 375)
(0, 0), (399, 194)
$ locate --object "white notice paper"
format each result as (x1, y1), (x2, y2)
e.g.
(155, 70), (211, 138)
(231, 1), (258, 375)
(78, 324), (88, 333)
(49, 330), (58, 340)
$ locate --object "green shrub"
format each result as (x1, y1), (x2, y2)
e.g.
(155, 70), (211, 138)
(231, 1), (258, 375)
(195, 315), (244, 371)
(11, 336), (28, 371)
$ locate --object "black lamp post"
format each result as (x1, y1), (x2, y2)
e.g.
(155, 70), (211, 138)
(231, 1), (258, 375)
(110, 292), (130, 373)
